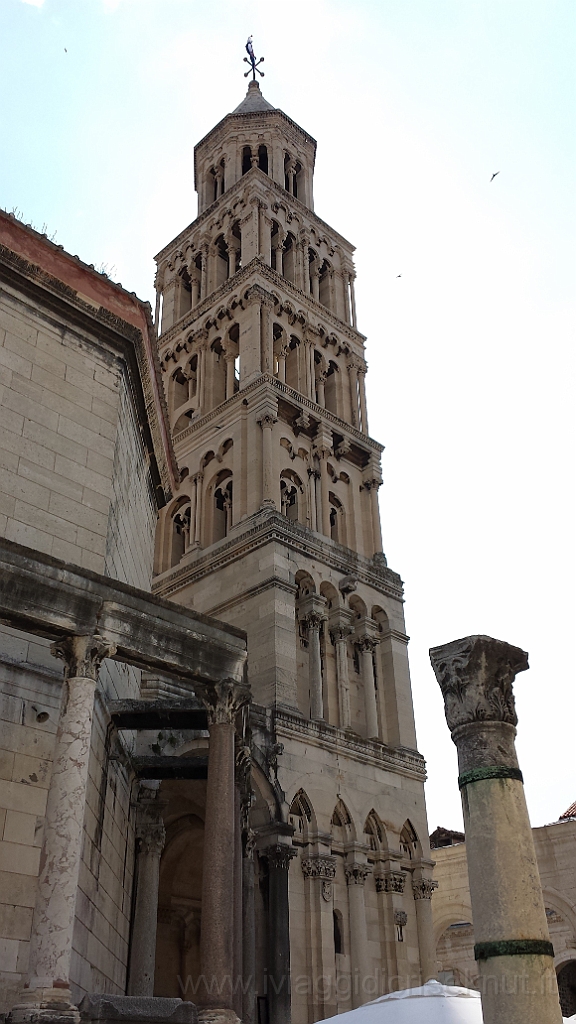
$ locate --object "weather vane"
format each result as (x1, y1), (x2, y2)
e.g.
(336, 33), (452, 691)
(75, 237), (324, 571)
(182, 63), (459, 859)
(244, 36), (264, 79)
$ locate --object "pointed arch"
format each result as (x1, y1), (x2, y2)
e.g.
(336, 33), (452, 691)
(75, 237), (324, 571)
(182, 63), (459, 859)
(289, 788), (316, 840)
(331, 798), (355, 842)
(400, 819), (422, 861)
(363, 809), (387, 854)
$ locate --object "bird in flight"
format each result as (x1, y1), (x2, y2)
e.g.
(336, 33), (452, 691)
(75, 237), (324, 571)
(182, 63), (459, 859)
(396, 274), (402, 278)
(490, 171), (500, 182)
(64, 48), (67, 52)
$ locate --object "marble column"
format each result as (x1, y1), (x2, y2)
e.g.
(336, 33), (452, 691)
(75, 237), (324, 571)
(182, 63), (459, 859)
(347, 362), (359, 428)
(358, 369), (368, 434)
(349, 273), (358, 328)
(11, 635), (115, 1024)
(412, 879), (438, 984)
(224, 353), (236, 400)
(430, 635), (563, 1024)
(195, 678), (251, 1021)
(357, 637), (380, 739)
(263, 844), (297, 1024)
(128, 789), (167, 996)
(345, 861), (372, 1008)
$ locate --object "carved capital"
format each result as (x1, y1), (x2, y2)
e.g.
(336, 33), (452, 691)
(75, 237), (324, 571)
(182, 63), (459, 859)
(194, 677), (251, 726)
(356, 635), (380, 655)
(301, 855), (336, 880)
(345, 862), (372, 886)
(375, 870), (406, 894)
(429, 635), (529, 733)
(257, 412), (277, 429)
(412, 878), (438, 901)
(263, 844), (298, 872)
(303, 612), (325, 632)
(138, 821), (166, 857)
(330, 624), (353, 645)
(50, 634), (116, 680)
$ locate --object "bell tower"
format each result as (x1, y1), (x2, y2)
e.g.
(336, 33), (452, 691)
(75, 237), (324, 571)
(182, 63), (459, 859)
(152, 67), (435, 1024)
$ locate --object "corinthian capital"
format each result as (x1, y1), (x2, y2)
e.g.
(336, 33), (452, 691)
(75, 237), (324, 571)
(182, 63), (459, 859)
(50, 634), (116, 680)
(429, 635), (529, 734)
(194, 677), (251, 726)
(412, 878), (438, 901)
(345, 862), (372, 886)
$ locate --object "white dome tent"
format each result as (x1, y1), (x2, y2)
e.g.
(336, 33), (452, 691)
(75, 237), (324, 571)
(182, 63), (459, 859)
(314, 979), (574, 1023)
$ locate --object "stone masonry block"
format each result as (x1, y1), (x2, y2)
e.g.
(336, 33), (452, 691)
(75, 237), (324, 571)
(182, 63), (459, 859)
(0, 903), (33, 941)
(5, 519), (53, 556)
(2, 810), (39, 846)
(0, 841), (41, 876)
(23, 418), (88, 466)
(0, 780), (48, 817)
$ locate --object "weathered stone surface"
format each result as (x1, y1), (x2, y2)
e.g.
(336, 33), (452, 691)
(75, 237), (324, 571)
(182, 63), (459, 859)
(79, 995), (198, 1024)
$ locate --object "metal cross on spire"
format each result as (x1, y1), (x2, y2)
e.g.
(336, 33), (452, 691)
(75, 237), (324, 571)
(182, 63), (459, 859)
(244, 36), (264, 79)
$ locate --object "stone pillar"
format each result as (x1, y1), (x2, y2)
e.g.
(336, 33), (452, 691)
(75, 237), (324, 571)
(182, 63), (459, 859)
(241, 841), (256, 1024)
(310, 262), (320, 302)
(260, 295), (274, 375)
(277, 346), (288, 383)
(304, 614), (324, 721)
(195, 678), (251, 1021)
(358, 368), (368, 434)
(347, 361), (359, 428)
(200, 243), (209, 299)
(127, 787), (167, 996)
(191, 271), (201, 307)
(329, 610), (354, 731)
(343, 272), (351, 325)
(11, 635), (115, 1024)
(345, 860), (372, 1008)
(430, 635), (563, 1024)
(193, 471), (203, 546)
(412, 878), (438, 984)
(316, 371), (326, 408)
(356, 634), (380, 739)
(274, 239), (285, 277)
(257, 404), (278, 509)
(301, 855), (337, 1022)
(224, 353), (236, 400)
(314, 426), (333, 538)
(262, 843), (297, 1024)
(349, 272), (357, 328)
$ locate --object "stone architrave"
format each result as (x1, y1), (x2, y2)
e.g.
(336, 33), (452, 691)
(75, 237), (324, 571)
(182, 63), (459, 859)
(194, 678), (251, 1023)
(11, 635), (115, 1024)
(430, 635), (563, 1024)
(127, 785), (167, 997)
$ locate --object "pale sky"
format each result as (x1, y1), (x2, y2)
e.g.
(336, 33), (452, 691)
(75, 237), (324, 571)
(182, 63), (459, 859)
(2, 0), (574, 833)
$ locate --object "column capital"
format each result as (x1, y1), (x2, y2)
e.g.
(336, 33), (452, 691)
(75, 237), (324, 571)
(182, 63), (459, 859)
(345, 862), (372, 886)
(375, 870), (407, 894)
(301, 855), (336, 880)
(137, 821), (166, 857)
(412, 878), (438, 901)
(50, 634), (116, 680)
(194, 677), (251, 726)
(263, 844), (298, 871)
(429, 634), (528, 734)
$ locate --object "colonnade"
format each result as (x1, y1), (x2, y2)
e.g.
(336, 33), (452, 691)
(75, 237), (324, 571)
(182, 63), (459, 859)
(10, 636), (257, 1024)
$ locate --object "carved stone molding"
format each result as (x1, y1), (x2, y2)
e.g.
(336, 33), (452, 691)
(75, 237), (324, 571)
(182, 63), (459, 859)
(194, 677), (251, 726)
(345, 862), (372, 886)
(375, 871), (406, 894)
(50, 634), (116, 681)
(412, 879), (439, 901)
(429, 635), (529, 732)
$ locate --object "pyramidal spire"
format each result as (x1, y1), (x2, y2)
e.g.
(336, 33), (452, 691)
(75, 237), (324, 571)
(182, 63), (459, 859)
(232, 79), (275, 114)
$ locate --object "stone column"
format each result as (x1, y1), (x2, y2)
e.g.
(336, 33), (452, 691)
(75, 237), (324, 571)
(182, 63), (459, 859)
(260, 295), (274, 375)
(274, 239), (285, 277)
(343, 272), (351, 325)
(262, 844), (297, 1024)
(195, 678), (251, 1022)
(430, 635), (563, 1024)
(191, 271), (201, 307)
(236, 745), (255, 1024)
(257, 404), (278, 509)
(277, 346), (288, 383)
(304, 614), (324, 721)
(358, 368), (368, 434)
(200, 243), (209, 299)
(345, 860), (373, 1008)
(301, 855), (338, 1021)
(310, 262), (320, 302)
(314, 426), (333, 538)
(329, 610), (354, 731)
(12, 635), (115, 1024)
(349, 272), (358, 328)
(127, 787), (167, 996)
(347, 361), (359, 428)
(356, 635), (380, 740)
(316, 371), (326, 408)
(412, 877), (438, 984)
(224, 353), (236, 400)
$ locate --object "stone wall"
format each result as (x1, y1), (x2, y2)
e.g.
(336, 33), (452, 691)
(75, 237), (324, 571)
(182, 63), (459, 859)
(0, 282), (158, 1011)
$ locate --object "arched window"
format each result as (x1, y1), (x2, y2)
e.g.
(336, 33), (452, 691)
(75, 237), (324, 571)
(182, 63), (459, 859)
(400, 821), (420, 861)
(325, 361), (339, 415)
(241, 146), (252, 175)
(281, 479), (298, 521)
(318, 261), (332, 309)
(286, 335), (300, 390)
(364, 811), (384, 853)
(283, 233), (296, 284)
(329, 493), (345, 544)
(258, 145), (268, 174)
(213, 474), (233, 543)
(333, 910), (344, 955)
(289, 790), (313, 838)
(171, 367), (189, 412)
(170, 499), (192, 567)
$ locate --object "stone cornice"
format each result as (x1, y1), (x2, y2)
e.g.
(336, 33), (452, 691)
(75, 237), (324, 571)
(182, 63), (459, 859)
(201, 575), (298, 619)
(271, 707), (426, 781)
(158, 254), (365, 353)
(170, 374), (383, 455)
(152, 510), (404, 602)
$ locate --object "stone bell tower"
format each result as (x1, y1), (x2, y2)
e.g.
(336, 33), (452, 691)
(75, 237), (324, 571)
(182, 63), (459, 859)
(152, 72), (436, 1024)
